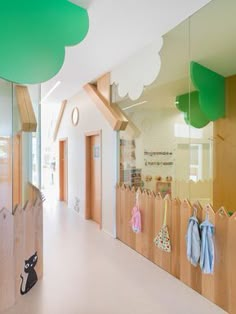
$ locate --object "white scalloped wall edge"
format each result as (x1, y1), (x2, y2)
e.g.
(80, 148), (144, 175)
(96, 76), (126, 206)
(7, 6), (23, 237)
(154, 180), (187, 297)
(111, 37), (163, 101)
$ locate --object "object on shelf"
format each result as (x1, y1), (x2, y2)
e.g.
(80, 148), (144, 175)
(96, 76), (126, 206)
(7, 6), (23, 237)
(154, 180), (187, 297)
(145, 175), (152, 182)
(120, 168), (142, 187)
(156, 180), (171, 198)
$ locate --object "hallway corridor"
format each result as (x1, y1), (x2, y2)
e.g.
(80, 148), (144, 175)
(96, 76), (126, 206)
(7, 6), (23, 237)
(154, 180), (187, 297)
(3, 200), (226, 314)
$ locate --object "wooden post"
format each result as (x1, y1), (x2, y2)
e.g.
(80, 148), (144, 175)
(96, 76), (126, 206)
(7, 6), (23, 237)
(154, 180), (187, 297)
(153, 193), (163, 268)
(13, 205), (24, 299)
(126, 186), (136, 250)
(134, 188), (143, 255)
(0, 208), (15, 311)
(119, 184), (127, 244)
(139, 190), (154, 260)
(116, 184), (121, 239)
(180, 199), (202, 294)
(34, 198), (43, 279)
(214, 207), (229, 311)
(171, 198), (181, 278)
(228, 212), (236, 314)
(201, 204), (215, 304)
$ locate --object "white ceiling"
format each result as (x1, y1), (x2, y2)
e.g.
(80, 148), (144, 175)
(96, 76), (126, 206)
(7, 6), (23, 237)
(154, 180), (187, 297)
(41, 0), (212, 105)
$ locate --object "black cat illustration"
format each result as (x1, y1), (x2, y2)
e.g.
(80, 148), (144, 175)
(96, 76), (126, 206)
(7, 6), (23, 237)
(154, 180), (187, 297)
(20, 252), (38, 295)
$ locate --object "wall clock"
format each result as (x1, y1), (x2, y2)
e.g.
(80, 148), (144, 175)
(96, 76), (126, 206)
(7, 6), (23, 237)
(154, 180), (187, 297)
(71, 107), (79, 126)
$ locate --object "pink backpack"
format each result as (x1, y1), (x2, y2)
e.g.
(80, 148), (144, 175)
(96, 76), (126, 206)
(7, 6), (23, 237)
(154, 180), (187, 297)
(130, 193), (141, 233)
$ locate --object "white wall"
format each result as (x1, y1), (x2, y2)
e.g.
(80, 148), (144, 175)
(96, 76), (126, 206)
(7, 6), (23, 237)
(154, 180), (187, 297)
(57, 89), (117, 237)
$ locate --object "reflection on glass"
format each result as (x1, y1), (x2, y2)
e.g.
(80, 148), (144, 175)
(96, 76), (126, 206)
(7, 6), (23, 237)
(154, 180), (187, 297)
(0, 80), (13, 210)
(0, 137), (12, 209)
(113, 7), (219, 205)
(0, 80), (41, 211)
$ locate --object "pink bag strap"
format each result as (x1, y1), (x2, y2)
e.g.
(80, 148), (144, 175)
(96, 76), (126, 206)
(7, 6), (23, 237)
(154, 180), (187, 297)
(136, 191), (140, 209)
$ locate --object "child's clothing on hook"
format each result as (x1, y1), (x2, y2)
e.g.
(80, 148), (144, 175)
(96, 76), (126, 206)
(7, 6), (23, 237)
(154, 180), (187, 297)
(130, 205), (141, 233)
(200, 219), (215, 274)
(153, 200), (171, 253)
(186, 215), (201, 267)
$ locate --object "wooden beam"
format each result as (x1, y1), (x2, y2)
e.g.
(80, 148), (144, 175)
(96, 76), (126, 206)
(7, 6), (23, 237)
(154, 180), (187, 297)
(117, 108), (141, 137)
(111, 104), (129, 131)
(84, 83), (123, 130)
(53, 100), (67, 142)
(15, 85), (37, 132)
(97, 73), (128, 130)
(97, 73), (111, 102)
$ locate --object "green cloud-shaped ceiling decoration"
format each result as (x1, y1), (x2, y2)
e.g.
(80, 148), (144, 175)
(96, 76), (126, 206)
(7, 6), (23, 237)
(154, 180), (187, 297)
(176, 91), (210, 128)
(176, 62), (225, 128)
(0, 0), (89, 84)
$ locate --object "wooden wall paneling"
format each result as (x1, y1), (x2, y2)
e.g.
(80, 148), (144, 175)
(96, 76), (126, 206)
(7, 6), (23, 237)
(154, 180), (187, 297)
(119, 184), (127, 243)
(0, 208), (15, 311)
(170, 198), (181, 278)
(228, 212), (236, 314)
(153, 194), (163, 268)
(115, 185), (236, 312)
(13, 205), (24, 299)
(122, 186), (130, 246)
(23, 201), (36, 261)
(27, 182), (38, 203)
(126, 187), (136, 250)
(140, 190), (154, 260)
(214, 207), (229, 312)
(34, 198), (43, 279)
(180, 199), (191, 286)
(189, 201), (202, 295)
(213, 75), (236, 211)
(159, 195), (172, 273)
(179, 199), (202, 292)
(135, 188), (143, 255)
(201, 204), (215, 304)
(116, 184), (121, 239)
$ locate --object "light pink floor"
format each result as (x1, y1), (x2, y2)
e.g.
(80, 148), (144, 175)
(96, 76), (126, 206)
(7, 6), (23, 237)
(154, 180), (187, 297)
(2, 199), (227, 314)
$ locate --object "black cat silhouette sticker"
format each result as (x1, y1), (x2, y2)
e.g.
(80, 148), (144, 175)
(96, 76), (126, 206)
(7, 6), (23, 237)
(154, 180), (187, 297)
(20, 252), (38, 295)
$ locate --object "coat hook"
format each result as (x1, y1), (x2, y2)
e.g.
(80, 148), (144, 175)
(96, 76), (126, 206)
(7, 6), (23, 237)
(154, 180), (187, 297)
(217, 134), (224, 141)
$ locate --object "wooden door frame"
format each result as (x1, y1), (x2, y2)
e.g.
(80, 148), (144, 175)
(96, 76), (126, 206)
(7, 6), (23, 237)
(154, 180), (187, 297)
(59, 138), (68, 202)
(85, 130), (102, 228)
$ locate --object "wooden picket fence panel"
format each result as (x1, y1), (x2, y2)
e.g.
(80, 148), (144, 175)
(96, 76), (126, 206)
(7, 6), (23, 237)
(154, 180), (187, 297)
(116, 183), (236, 314)
(0, 185), (43, 312)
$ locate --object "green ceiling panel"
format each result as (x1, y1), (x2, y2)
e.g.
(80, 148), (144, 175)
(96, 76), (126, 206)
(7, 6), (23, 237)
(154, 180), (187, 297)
(176, 61), (225, 128)
(176, 91), (210, 129)
(0, 0), (89, 84)
(190, 61), (225, 120)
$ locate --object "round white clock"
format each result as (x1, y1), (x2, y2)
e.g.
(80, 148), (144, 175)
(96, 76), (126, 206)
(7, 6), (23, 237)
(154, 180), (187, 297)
(71, 107), (79, 126)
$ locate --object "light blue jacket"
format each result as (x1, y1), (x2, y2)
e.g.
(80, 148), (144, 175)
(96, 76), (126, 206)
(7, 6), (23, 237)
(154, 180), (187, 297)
(200, 219), (215, 274)
(186, 216), (201, 267)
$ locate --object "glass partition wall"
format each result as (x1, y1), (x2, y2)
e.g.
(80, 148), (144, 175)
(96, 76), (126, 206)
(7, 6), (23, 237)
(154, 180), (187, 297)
(113, 0), (236, 209)
(0, 79), (41, 211)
